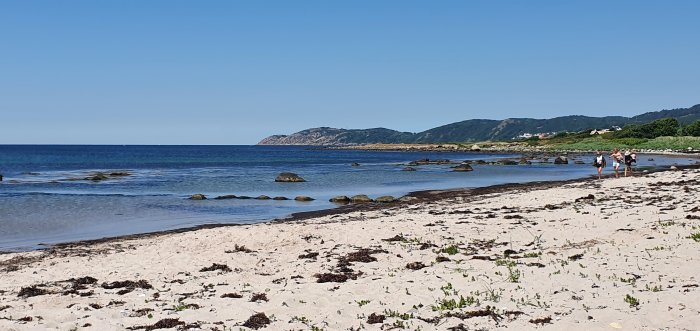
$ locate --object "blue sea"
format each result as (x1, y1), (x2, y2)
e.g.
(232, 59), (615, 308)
(0, 145), (695, 251)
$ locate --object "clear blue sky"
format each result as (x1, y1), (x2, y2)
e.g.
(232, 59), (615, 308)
(1, 1), (699, 144)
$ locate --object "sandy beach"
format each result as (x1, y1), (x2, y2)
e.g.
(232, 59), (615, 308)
(1, 168), (699, 331)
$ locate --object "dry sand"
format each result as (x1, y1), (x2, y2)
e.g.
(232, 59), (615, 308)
(1, 169), (699, 331)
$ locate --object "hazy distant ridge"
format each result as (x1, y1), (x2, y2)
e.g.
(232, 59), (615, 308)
(258, 104), (700, 145)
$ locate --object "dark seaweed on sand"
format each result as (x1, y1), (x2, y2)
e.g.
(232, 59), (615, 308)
(298, 251), (319, 259)
(250, 293), (268, 302)
(199, 263), (232, 272)
(18, 285), (49, 298)
(406, 262), (427, 270)
(221, 293), (243, 298)
(529, 316), (553, 324)
(366, 313), (385, 324)
(102, 280), (153, 290)
(242, 312), (271, 329)
(127, 318), (185, 330)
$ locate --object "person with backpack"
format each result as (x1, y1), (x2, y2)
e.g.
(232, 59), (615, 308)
(593, 151), (606, 179)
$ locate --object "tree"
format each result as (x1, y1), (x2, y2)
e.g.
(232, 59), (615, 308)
(682, 120), (700, 136)
(614, 118), (679, 139)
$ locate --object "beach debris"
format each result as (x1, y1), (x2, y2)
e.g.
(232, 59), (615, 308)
(375, 195), (396, 203)
(351, 194), (373, 203)
(101, 280), (153, 293)
(575, 194), (595, 202)
(221, 293), (243, 298)
(250, 293), (268, 302)
(127, 318), (184, 330)
(554, 156), (568, 164)
(294, 196), (314, 201)
(225, 244), (254, 253)
(213, 194), (237, 199)
(402, 166), (417, 171)
(339, 248), (388, 265)
(275, 172), (305, 182)
(256, 195), (271, 200)
(315, 273), (353, 283)
(189, 193), (207, 200)
(17, 285), (49, 298)
(329, 195), (351, 203)
(298, 251), (319, 259)
(366, 313), (385, 324)
(529, 316), (553, 325)
(609, 322), (623, 329)
(382, 234), (406, 242)
(406, 262), (427, 270)
(242, 312), (271, 329)
(453, 164), (474, 172)
(444, 306), (501, 322)
(199, 263), (232, 273)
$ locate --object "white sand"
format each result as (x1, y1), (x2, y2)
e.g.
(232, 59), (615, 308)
(1, 169), (699, 330)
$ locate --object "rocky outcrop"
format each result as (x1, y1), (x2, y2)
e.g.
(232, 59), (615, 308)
(294, 196), (315, 202)
(214, 195), (237, 200)
(330, 196), (351, 203)
(554, 156), (569, 164)
(275, 172), (306, 182)
(453, 164), (474, 172)
(189, 194), (207, 200)
(351, 195), (373, 203)
(375, 196), (396, 203)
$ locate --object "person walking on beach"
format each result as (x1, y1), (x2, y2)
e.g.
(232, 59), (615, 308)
(624, 151), (636, 177)
(610, 148), (622, 178)
(594, 151), (606, 179)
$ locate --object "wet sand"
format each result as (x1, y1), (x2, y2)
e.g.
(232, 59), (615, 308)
(1, 167), (699, 330)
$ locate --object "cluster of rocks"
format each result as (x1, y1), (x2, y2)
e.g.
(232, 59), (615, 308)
(329, 194), (414, 204)
(83, 172), (131, 181)
(189, 194), (315, 202)
(407, 159), (456, 166)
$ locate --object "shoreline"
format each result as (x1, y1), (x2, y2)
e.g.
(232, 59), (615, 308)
(1, 165), (699, 330)
(3, 163), (696, 255)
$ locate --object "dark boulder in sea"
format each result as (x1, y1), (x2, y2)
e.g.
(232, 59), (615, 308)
(453, 164), (474, 172)
(275, 172), (306, 182)
(499, 159), (518, 165)
(294, 196), (315, 202)
(402, 167), (417, 171)
(474, 160), (487, 165)
(109, 172), (131, 177)
(273, 196), (289, 200)
(214, 195), (237, 200)
(0, 174), (3, 181)
(189, 194), (207, 200)
(408, 159), (452, 166)
(519, 158), (531, 165)
(375, 196), (396, 203)
(554, 156), (568, 164)
(256, 195), (271, 200)
(330, 196), (351, 203)
(351, 194), (373, 203)
(351, 162), (360, 167)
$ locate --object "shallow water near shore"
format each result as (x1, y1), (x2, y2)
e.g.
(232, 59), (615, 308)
(0, 145), (695, 251)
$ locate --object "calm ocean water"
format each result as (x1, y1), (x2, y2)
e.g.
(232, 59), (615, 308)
(0, 145), (694, 251)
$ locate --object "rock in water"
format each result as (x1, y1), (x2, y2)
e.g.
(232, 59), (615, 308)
(86, 172), (109, 181)
(351, 162), (360, 167)
(272, 196), (289, 200)
(294, 196), (314, 201)
(375, 196), (396, 203)
(351, 194), (373, 203)
(402, 167), (417, 171)
(214, 194), (237, 200)
(330, 196), (351, 203)
(189, 194), (207, 200)
(256, 195), (271, 200)
(453, 164), (474, 172)
(275, 172), (306, 182)
(554, 156), (568, 164)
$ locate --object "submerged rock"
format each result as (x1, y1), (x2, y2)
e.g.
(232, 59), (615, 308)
(351, 194), (373, 203)
(351, 162), (360, 167)
(273, 196), (289, 200)
(86, 172), (109, 181)
(499, 159), (518, 166)
(214, 194), (237, 200)
(256, 195), (271, 200)
(295, 196), (315, 202)
(189, 194), (207, 200)
(275, 172), (306, 182)
(402, 167), (417, 171)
